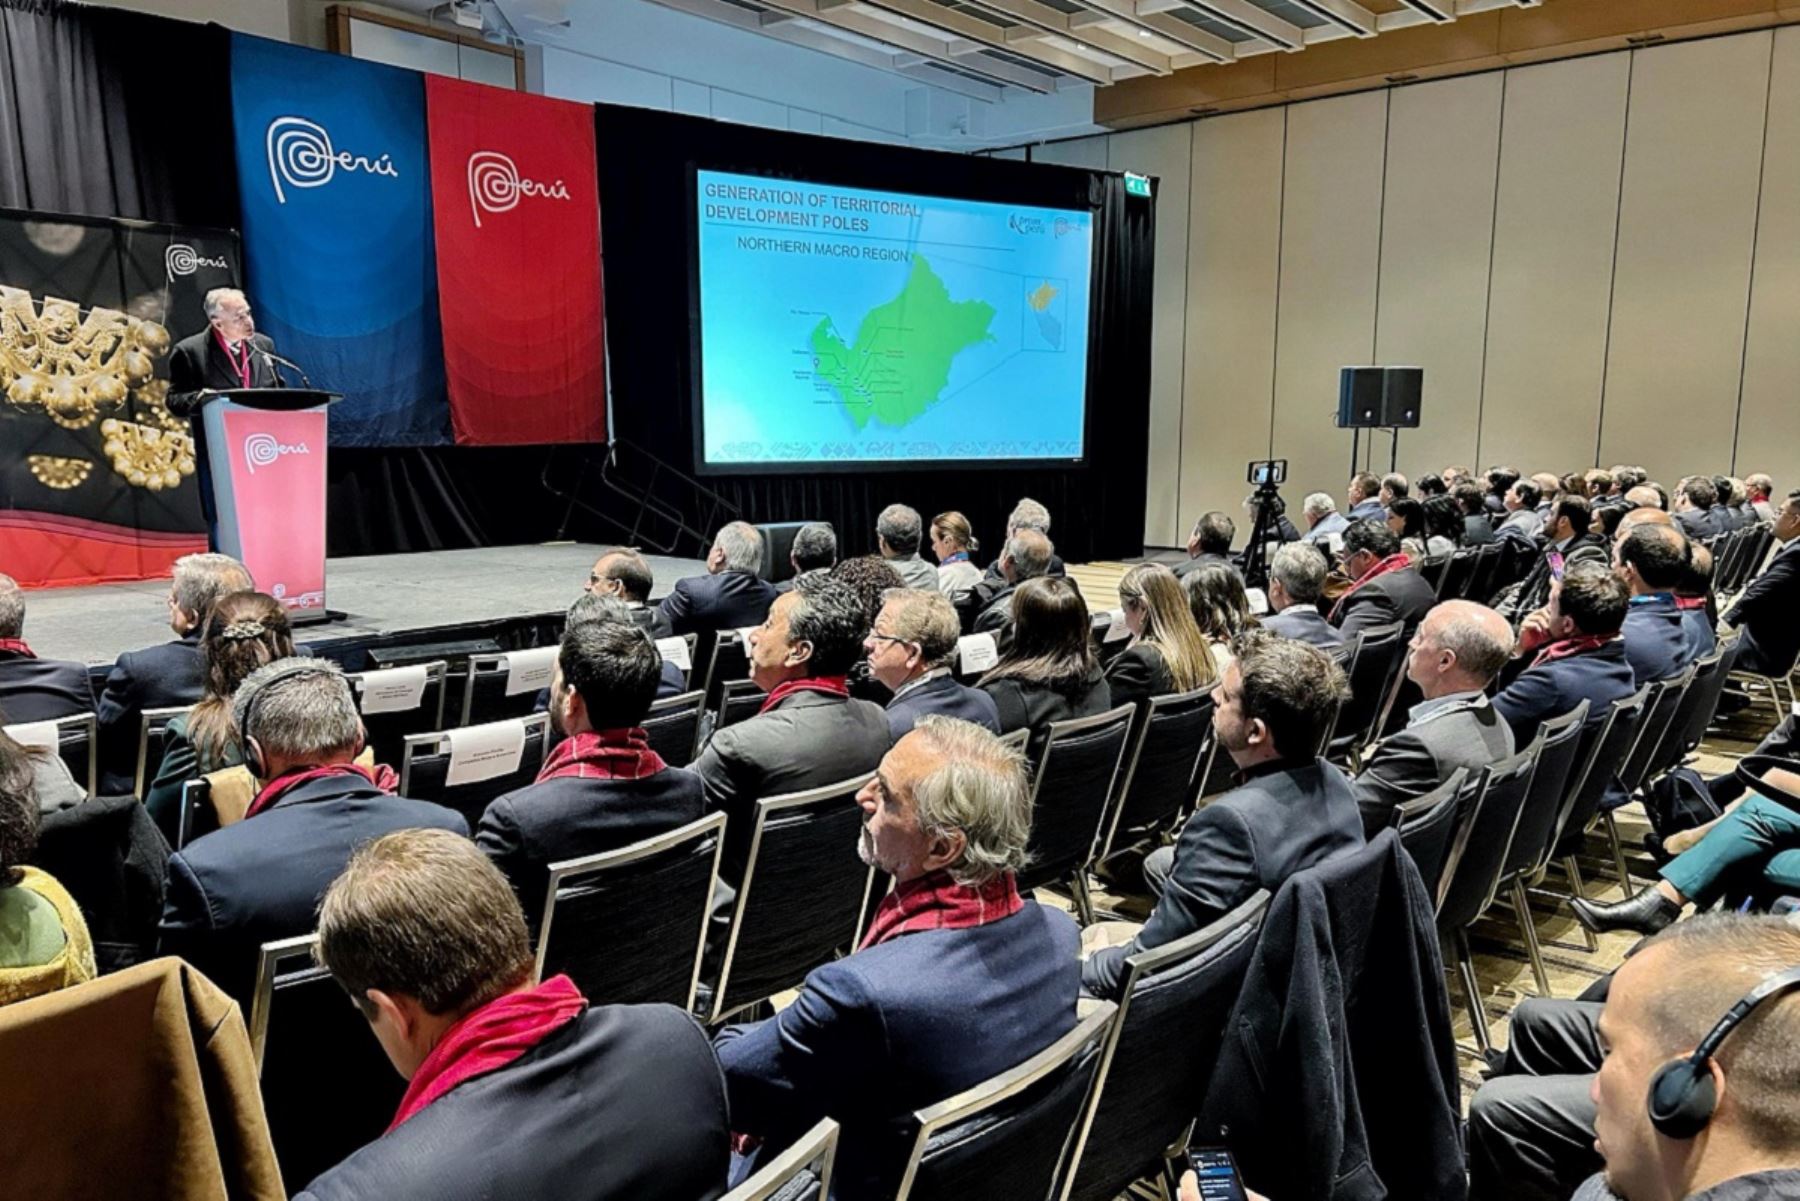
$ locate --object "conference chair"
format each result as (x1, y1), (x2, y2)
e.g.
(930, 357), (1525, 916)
(643, 689), (707, 767)
(346, 659), (448, 767)
(1094, 690), (1214, 866)
(175, 778), (217, 850)
(717, 678), (770, 731)
(998, 727), (1030, 754)
(1325, 622), (1407, 770)
(250, 934), (405, 1192)
(1646, 645), (1736, 783)
(1015, 704), (1137, 926)
(134, 705), (188, 799)
(698, 630), (753, 711)
(1393, 768), (1479, 912)
(705, 774), (877, 1025)
(890, 1001), (1117, 1201)
(1435, 550), (1478, 602)
(459, 645), (559, 726)
(723, 1119), (839, 1201)
(1604, 669), (1694, 890)
(1057, 893), (1269, 1201)
(399, 714), (551, 829)
(1490, 704), (1590, 996)
(656, 632), (702, 690)
(1462, 543), (1503, 602)
(535, 812), (726, 1010)
(3, 712), (96, 795)
(1414, 553), (1452, 597)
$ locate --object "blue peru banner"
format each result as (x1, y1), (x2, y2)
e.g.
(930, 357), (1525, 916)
(229, 34), (449, 445)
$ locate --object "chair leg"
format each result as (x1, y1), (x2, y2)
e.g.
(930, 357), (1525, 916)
(1455, 929), (1492, 1055)
(1603, 810), (1633, 891)
(1511, 877), (1553, 997)
(1069, 873), (1097, 927)
(1565, 855), (1599, 953)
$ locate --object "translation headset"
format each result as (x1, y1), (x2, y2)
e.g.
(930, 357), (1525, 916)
(233, 659), (349, 780)
(1646, 964), (1800, 1139)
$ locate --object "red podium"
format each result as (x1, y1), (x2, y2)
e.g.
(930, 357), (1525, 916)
(198, 388), (340, 622)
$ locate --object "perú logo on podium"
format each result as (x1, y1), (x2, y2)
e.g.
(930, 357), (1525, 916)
(466, 150), (572, 228)
(265, 116), (399, 204)
(244, 432), (311, 475)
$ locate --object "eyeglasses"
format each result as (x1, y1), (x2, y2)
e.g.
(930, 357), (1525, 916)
(867, 632), (914, 651)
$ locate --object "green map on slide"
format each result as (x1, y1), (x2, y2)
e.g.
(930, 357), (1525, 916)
(809, 254), (997, 431)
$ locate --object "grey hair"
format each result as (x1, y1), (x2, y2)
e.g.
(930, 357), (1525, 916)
(1269, 542), (1328, 605)
(713, 521), (764, 574)
(876, 504), (923, 556)
(1302, 492), (1337, 520)
(907, 715), (1032, 886)
(0, 574), (22, 640)
(1429, 601), (1514, 682)
(1004, 530), (1053, 579)
(203, 287), (246, 320)
(878, 587), (960, 668)
(1007, 497), (1051, 535)
(172, 553), (253, 620)
(232, 657), (361, 762)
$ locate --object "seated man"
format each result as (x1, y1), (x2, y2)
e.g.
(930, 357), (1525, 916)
(1672, 475), (1723, 540)
(1328, 520), (1437, 642)
(533, 594), (681, 714)
(478, 599), (706, 936)
(958, 528), (1054, 635)
(1616, 523), (1695, 685)
(1378, 472), (1409, 507)
(1497, 565), (1638, 748)
(298, 828), (729, 1200)
(1747, 473), (1778, 523)
(865, 588), (1000, 739)
(980, 497), (1066, 581)
(1300, 491), (1351, 555)
(1347, 472), (1386, 522)
(96, 551), (250, 794)
(1082, 632), (1363, 999)
(1175, 511), (1236, 577)
(657, 521), (779, 642)
(1457, 482), (1498, 546)
(584, 546), (673, 639)
(1724, 488), (1800, 677)
(715, 717), (1078, 1199)
(1260, 543), (1344, 649)
(876, 504), (938, 592)
(0, 574), (94, 723)
(1468, 993), (1608, 1201)
(156, 658), (465, 1005)
(775, 522), (837, 594)
(1352, 601), (1516, 826)
(693, 575), (890, 879)
(1496, 479), (1546, 548)
(1673, 544), (1718, 663)
(1505, 495), (1610, 621)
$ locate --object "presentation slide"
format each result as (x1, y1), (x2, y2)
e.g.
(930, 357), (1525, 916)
(694, 169), (1093, 469)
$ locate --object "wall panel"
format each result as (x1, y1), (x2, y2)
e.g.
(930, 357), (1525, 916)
(1030, 136), (1109, 169)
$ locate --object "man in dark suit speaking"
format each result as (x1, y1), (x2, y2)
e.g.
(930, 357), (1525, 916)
(166, 287), (282, 546)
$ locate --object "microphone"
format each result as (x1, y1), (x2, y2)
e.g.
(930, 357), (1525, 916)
(256, 346), (313, 389)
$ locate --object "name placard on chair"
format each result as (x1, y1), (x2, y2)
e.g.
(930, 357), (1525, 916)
(656, 636), (692, 671)
(1100, 609), (1132, 644)
(356, 665), (429, 714)
(957, 633), (999, 673)
(444, 721), (527, 787)
(503, 647), (559, 697)
(3, 721), (58, 751)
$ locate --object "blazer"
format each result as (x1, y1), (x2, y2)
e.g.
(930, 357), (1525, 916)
(885, 554), (940, 592)
(1492, 638), (1638, 748)
(1262, 605), (1345, 650)
(1621, 595), (1691, 686)
(1305, 512), (1351, 551)
(1331, 567), (1437, 643)
(96, 632), (205, 796)
(1347, 499), (1387, 522)
(1461, 514), (1496, 546)
(1173, 552), (1237, 579)
(625, 601), (675, 641)
(1678, 604), (1718, 663)
(716, 901), (1081, 1199)
(0, 650), (96, 724)
(157, 774), (467, 1006)
(1103, 642), (1175, 711)
(983, 552), (1066, 581)
(298, 1003), (730, 1201)
(167, 328), (281, 524)
(1509, 534), (1611, 618)
(143, 713), (246, 846)
(1351, 696), (1516, 826)
(884, 671), (1001, 740)
(980, 667), (1112, 745)
(656, 570), (778, 639)
(476, 765), (708, 936)
(1727, 539), (1800, 675)
(1083, 757), (1364, 998)
(1674, 507), (1722, 540)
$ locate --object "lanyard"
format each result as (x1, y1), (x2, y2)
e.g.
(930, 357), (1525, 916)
(213, 328), (252, 389)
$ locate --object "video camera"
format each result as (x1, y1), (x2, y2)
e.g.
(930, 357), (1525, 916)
(1247, 459), (1287, 488)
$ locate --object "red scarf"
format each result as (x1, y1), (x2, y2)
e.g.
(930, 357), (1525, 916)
(244, 761), (399, 819)
(860, 869), (1024, 950)
(213, 327), (252, 388)
(1674, 596), (1709, 611)
(388, 975), (586, 1132)
(1328, 553), (1413, 623)
(0, 639), (33, 658)
(758, 675), (849, 716)
(536, 728), (665, 783)
(1530, 632), (1618, 669)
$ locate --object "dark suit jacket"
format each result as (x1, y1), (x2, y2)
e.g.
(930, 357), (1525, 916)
(1262, 605), (1345, 650)
(1331, 568), (1437, 643)
(1509, 533), (1611, 618)
(157, 774), (467, 1005)
(656, 570), (778, 640)
(1621, 595), (1691, 685)
(979, 668), (1112, 749)
(884, 672), (1001, 740)
(1462, 515), (1496, 545)
(168, 329), (281, 523)
(297, 1003), (729, 1201)
(1493, 638), (1638, 748)
(625, 601), (675, 641)
(1083, 757), (1364, 998)
(1351, 696), (1515, 825)
(1674, 507), (1722, 540)
(983, 553), (1066, 581)
(717, 902), (1080, 1199)
(1173, 552), (1237, 579)
(96, 632), (205, 796)
(0, 650), (96, 723)
(477, 765), (708, 936)
(1727, 539), (1800, 675)
(1348, 500), (1387, 523)
(1103, 642), (1174, 710)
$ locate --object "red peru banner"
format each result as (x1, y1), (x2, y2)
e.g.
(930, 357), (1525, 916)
(425, 76), (606, 445)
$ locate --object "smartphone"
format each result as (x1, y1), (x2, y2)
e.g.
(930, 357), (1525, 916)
(1187, 1147), (1248, 1201)
(1547, 551), (1566, 582)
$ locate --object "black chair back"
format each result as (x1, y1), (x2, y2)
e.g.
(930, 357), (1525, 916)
(347, 660), (448, 768)
(1328, 622), (1406, 759)
(1618, 668), (1695, 796)
(459, 646), (559, 726)
(1463, 543), (1503, 601)
(1437, 748), (1538, 933)
(1415, 553), (1452, 596)
(643, 689), (706, 768)
(892, 1002), (1119, 1201)
(400, 714), (551, 828)
(707, 774), (877, 1024)
(1395, 768), (1478, 912)
(1098, 690), (1214, 860)
(1500, 702), (1591, 882)
(1436, 550), (1477, 601)
(1552, 687), (1652, 858)
(176, 778), (217, 850)
(135, 705), (188, 799)
(1649, 646), (1735, 780)
(1060, 894), (1269, 1201)
(536, 812), (726, 1009)
(718, 678), (771, 731)
(1016, 705), (1137, 894)
(700, 630), (753, 710)
(4, 713), (96, 795)
(723, 1119), (839, 1201)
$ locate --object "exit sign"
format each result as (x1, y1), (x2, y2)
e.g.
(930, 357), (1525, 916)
(1124, 171), (1152, 198)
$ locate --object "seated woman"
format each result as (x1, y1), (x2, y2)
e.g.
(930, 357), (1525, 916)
(1184, 563), (1256, 676)
(1422, 495), (1466, 554)
(978, 576), (1111, 751)
(1590, 502), (1628, 542)
(0, 735), (95, 1006)
(1105, 562), (1218, 711)
(0, 710), (83, 815)
(930, 510), (983, 602)
(1387, 497), (1456, 560)
(143, 591), (294, 843)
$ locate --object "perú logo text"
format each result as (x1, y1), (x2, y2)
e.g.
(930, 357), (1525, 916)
(244, 432), (310, 474)
(265, 116), (399, 204)
(467, 150), (572, 228)
(164, 244), (229, 278)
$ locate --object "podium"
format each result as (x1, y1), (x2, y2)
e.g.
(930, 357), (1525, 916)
(197, 388), (340, 623)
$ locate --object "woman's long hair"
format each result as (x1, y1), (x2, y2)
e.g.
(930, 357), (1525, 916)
(979, 577), (1096, 694)
(0, 728), (40, 888)
(186, 592), (295, 767)
(1388, 497), (1427, 542)
(1118, 563), (1216, 694)
(1184, 563), (1256, 643)
(1422, 495), (1465, 547)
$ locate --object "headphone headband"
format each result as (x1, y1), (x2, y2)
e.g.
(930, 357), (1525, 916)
(1648, 964), (1800, 1139)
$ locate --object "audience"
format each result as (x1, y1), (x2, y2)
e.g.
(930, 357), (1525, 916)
(1505, 494), (1608, 620)
(0, 573), (95, 723)
(1300, 491), (1350, 554)
(715, 717), (1078, 1199)
(982, 497), (1066, 580)
(1418, 472), (1448, 498)
(1532, 472), (1563, 520)
(656, 522), (778, 642)
(864, 588), (1000, 739)
(1351, 601), (1516, 826)
(1626, 484), (1666, 511)
(1458, 482), (1498, 545)
(96, 552), (252, 794)
(1104, 563), (1218, 710)
(0, 736), (95, 1006)
(1378, 472), (1409, 506)
(1184, 562), (1256, 674)
(962, 528), (1055, 635)
(1498, 565), (1638, 747)
(1616, 523), (1697, 685)
(0, 716), (82, 814)
(585, 547), (675, 637)
(1262, 543), (1345, 649)
(830, 556), (906, 705)
(1673, 544), (1718, 663)
(477, 599), (706, 936)
(1487, 466), (1521, 516)
(928, 511), (982, 600)
(1177, 511), (1237, 577)
(1714, 476), (1751, 531)
(1746, 473), (1778, 523)
(976, 576), (1110, 746)
(875, 504), (938, 591)
(143, 591), (294, 843)
(1673, 476), (1723, 540)
(1497, 479), (1546, 547)
(156, 658), (465, 1004)
(1388, 496), (1453, 560)
(1328, 520), (1437, 642)
(1347, 471), (1385, 522)
(780, 522), (838, 592)
(1423, 493), (1467, 552)
(1723, 489), (1800, 677)
(300, 828), (728, 1200)
(1082, 631), (1360, 998)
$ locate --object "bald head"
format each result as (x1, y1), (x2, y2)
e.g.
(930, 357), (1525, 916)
(1616, 505), (1674, 546)
(1407, 600), (1514, 698)
(1625, 485), (1664, 511)
(1617, 523), (1690, 594)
